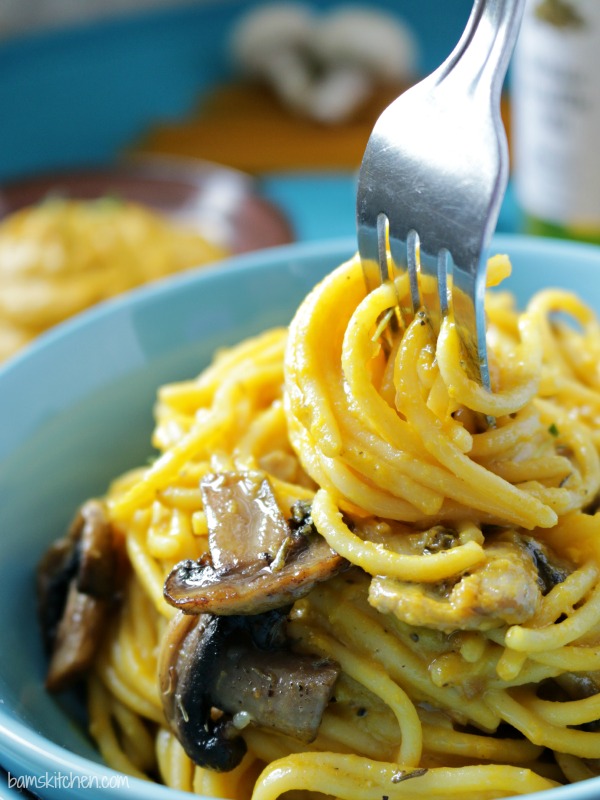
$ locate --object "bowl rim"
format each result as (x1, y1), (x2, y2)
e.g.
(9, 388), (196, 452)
(2, 233), (600, 800)
(0, 236), (355, 385)
(4, 231), (600, 383)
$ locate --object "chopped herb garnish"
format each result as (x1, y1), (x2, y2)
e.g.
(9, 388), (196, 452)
(391, 768), (428, 783)
(372, 308), (395, 342)
(548, 423), (560, 437)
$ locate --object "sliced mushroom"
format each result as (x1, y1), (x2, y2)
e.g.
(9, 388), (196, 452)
(164, 472), (347, 615)
(159, 612), (246, 772)
(75, 499), (117, 596)
(307, 7), (418, 124)
(201, 470), (295, 572)
(37, 499), (120, 691)
(159, 608), (339, 771)
(44, 582), (109, 692)
(230, 4), (418, 124)
(37, 529), (79, 655)
(214, 641), (339, 741)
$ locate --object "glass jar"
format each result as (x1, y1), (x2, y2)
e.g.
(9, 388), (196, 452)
(512, 0), (600, 244)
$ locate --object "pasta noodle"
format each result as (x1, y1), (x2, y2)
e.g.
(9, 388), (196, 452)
(45, 251), (600, 799)
(0, 197), (227, 361)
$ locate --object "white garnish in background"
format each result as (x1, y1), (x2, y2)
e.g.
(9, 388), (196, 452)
(230, 2), (419, 124)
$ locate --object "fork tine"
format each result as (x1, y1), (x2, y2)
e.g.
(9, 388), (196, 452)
(356, 0), (524, 391)
(451, 251), (491, 387)
(376, 213), (389, 286)
(378, 214), (411, 331)
(437, 250), (450, 317)
(405, 230), (421, 317)
(357, 219), (382, 296)
(386, 223), (416, 326)
(359, 212), (412, 328)
(417, 244), (449, 330)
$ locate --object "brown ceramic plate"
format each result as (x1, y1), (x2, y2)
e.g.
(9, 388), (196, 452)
(0, 156), (294, 254)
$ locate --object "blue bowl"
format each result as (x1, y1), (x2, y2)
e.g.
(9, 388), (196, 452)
(2, 235), (600, 800)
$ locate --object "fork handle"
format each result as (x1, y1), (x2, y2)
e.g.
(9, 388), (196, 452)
(434, 0), (525, 100)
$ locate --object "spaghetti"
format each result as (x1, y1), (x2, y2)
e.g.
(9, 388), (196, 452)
(0, 197), (226, 362)
(42, 252), (600, 799)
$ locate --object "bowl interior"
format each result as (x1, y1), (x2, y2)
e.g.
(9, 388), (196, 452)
(2, 234), (600, 800)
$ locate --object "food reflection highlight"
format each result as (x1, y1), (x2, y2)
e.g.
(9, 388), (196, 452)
(38, 251), (600, 798)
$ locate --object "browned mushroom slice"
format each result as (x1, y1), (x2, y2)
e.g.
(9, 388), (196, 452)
(37, 499), (120, 691)
(45, 583), (108, 692)
(76, 499), (117, 596)
(159, 612), (245, 772)
(165, 536), (346, 616)
(37, 534), (79, 655)
(201, 471), (293, 571)
(165, 481), (347, 615)
(159, 609), (339, 772)
(213, 644), (339, 742)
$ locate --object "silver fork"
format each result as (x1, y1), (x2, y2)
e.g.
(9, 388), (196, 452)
(356, 0), (524, 388)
